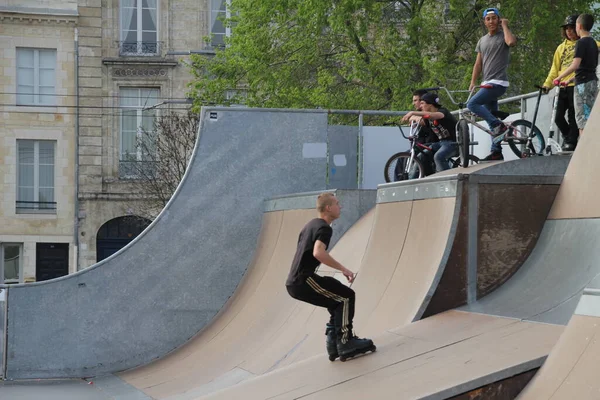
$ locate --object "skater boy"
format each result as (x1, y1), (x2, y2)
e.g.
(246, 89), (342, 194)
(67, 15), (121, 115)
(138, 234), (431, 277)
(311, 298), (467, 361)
(286, 193), (373, 361)
(555, 13), (599, 135)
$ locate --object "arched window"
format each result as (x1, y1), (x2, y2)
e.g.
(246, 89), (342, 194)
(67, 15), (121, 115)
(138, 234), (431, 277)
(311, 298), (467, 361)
(96, 216), (151, 262)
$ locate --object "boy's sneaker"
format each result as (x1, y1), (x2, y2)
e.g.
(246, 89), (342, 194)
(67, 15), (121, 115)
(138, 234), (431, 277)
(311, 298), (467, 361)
(481, 151), (504, 162)
(491, 123), (508, 144)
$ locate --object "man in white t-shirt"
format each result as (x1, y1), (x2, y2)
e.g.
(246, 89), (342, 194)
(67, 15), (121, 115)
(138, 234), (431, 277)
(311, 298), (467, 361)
(467, 7), (517, 161)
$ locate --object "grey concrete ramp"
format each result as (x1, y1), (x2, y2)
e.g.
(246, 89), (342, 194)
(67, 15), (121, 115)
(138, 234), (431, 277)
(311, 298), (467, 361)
(462, 218), (600, 324)
(1, 108), (362, 379)
(460, 106), (600, 325)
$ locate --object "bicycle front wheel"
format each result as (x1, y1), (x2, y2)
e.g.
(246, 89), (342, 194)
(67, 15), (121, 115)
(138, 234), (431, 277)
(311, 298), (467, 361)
(384, 152), (425, 182)
(456, 120), (471, 168)
(508, 119), (545, 158)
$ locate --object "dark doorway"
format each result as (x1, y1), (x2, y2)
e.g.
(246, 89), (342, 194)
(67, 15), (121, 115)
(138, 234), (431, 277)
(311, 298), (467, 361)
(96, 216), (151, 262)
(36, 243), (69, 282)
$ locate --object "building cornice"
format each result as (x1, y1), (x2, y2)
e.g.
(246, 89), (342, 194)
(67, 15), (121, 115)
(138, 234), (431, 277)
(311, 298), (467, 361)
(79, 192), (158, 201)
(0, 10), (78, 26)
(102, 58), (179, 67)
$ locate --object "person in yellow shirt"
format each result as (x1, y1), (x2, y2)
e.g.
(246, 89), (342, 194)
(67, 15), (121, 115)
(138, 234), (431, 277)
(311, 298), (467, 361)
(543, 15), (580, 151)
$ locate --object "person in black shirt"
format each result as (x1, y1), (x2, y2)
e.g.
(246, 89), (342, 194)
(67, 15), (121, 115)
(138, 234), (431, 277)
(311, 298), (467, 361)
(555, 14), (598, 135)
(401, 92), (459, 172)
(286, 193), (374, 361)
(412, 89), (439, 144)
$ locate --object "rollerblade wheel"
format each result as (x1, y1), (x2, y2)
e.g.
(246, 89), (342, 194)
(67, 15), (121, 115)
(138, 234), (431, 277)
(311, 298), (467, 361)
(329, 354), (337, 362)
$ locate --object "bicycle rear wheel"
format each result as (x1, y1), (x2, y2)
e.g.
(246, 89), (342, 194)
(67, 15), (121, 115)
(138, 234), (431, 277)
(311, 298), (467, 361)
(507, 119), (545, 158)
(384, 152), (425, 182)
(456, 120), (470, 168)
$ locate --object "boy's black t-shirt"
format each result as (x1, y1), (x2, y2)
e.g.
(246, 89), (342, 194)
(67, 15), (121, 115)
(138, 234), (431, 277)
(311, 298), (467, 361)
(424, 108), (457, 141)
(286, 218), (332, 286)
(574, 37), (599, 84)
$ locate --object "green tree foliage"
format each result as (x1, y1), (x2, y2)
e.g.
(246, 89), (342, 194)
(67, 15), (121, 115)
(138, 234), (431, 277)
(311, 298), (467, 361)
(188, 0), (597, 112)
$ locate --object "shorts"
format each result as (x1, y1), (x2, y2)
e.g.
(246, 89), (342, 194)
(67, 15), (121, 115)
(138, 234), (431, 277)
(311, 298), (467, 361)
(574, 80), (598, 129)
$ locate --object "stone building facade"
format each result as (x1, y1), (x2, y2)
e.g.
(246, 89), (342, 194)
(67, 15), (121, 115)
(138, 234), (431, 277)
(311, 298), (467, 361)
(77, 0), (219, 268)
(0, 1), (79, 283)
(1, 0), (225, 281)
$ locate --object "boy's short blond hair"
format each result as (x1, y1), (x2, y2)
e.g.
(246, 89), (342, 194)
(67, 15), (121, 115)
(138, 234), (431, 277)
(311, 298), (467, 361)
(316, 193), (336, 212)
(577, 14), (594, 31)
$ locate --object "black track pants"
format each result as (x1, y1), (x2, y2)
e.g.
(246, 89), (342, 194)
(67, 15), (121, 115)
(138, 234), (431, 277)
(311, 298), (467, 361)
(287, 274), (355, 343)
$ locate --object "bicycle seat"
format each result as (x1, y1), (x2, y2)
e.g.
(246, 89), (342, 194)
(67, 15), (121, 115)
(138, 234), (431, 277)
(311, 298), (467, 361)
(491, 110), (510, 120)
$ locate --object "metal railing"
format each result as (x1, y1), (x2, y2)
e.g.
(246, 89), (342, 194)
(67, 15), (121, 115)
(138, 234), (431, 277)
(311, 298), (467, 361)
(118, 41), (164, 56)
(15, 201), (56, 211)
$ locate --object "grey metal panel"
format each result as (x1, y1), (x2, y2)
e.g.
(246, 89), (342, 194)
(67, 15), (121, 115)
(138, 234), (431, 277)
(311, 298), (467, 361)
(377, 179), (457, 203)
(469, 175), (564, 185)
(472, 155), (570, 177)
(327, 125), (358, 189)
(461, 219), (600, 325)
(265, 190), (336, 211)
(4, 109), (330, 379)
(467, 181), (479, 304)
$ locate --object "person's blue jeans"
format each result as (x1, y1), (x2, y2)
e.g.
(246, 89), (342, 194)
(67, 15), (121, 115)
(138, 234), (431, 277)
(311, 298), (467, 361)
(467, 84), (507, 152)
(430, 140), (459, 172)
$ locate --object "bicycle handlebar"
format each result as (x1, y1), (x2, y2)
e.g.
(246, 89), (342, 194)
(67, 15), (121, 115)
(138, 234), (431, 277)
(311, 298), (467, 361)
(429, 86), (473, 106)
(382, 121), (421, 140)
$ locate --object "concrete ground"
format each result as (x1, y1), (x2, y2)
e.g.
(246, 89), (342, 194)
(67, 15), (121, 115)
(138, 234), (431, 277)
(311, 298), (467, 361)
(0, 375), (151, 400)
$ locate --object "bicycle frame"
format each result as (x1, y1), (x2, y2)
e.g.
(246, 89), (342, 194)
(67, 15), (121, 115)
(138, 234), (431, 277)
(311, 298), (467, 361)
(429, 85), (533, 148)
(399, 121), (429, 177)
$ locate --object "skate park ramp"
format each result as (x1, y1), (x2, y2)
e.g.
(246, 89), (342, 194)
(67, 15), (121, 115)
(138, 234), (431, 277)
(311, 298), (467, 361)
(120, 157), (571, 399)
(461, 102), (600, 326)
(502, 103), (600, 399)
(0, 108), (365, 379)
(118, 191), (377, 399)
(200, 311), (563, 400)
(120, 186), (461, 399)
(517, 284), (600, 399)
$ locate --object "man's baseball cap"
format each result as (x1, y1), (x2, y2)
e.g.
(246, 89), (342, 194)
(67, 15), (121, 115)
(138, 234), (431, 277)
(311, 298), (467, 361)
(482, 7), (501, 18)
(420, 92), (441, 107)
(561, 14), (579, 27)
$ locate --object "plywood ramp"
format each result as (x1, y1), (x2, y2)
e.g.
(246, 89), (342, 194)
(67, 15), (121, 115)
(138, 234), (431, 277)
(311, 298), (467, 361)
(353, 197), (456, 334)
(120, 208), (376, 399)
(121, 193), (460, 399)
(517, 289), (600, 399)
(198, 311), (563, 400)
(548, 101), (600, 220)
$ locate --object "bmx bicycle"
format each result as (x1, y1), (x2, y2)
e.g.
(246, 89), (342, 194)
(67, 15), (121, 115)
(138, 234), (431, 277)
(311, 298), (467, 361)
(383, 121), (480, 183)
(428, 86), (546, 160)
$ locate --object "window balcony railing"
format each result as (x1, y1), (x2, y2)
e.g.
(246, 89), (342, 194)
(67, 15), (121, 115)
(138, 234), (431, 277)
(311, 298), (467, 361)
(118, 41), (164, 57)
(16, 201), (57, 214)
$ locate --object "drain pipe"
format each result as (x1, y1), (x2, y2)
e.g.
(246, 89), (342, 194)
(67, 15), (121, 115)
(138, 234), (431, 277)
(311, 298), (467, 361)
(74, 27), (80, 271)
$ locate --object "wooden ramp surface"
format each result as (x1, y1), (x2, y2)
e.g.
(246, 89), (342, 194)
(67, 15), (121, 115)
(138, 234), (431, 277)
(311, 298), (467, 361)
(121, 196), (458, 399)
(199, 311), (563, 400)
